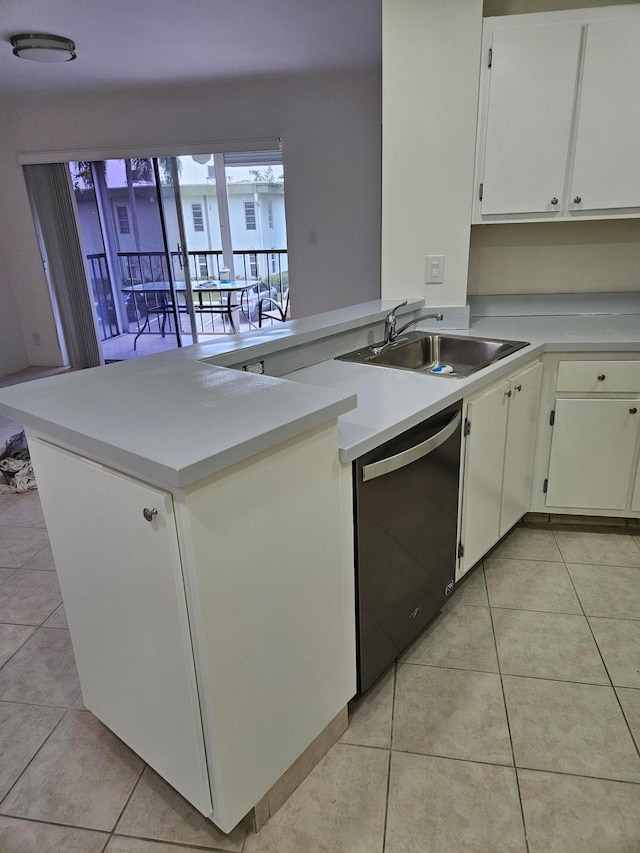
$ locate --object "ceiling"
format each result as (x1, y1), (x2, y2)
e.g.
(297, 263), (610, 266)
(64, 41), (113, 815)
(0, 0), (381, 97)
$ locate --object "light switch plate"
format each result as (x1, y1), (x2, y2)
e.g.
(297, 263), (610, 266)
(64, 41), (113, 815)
(425, 254), (445, 284)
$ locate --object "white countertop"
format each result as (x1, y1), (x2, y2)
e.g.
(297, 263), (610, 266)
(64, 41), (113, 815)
(0, 359), (356, 488)
(285, 310), (640, 462)
(0, 300), (420, 488)
(1, 296), (638, 482)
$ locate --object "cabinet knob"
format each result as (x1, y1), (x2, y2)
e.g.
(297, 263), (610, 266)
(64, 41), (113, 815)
(574, 196), (582, 204)
(143, 507), (158, 523)
(504, 390), (512, 398)
(551, 197), (559, 205)
(631, 408), (638, 415)
(515, 384), (522, 392)
(597, 374), (606, 381)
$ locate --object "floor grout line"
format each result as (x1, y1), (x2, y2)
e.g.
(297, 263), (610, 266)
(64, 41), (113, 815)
(381, 661), (397, 853)
(486, 566), (531, 853)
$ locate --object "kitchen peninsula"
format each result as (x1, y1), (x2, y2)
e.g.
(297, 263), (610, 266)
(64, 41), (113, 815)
(0, 295), (639, 835)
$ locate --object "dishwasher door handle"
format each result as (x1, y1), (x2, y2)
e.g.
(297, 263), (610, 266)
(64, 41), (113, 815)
(361, 411), (461, 482)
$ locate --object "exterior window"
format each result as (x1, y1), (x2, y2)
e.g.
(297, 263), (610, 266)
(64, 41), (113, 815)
(197, 255), (208, 278)
(192, 203), (204, 232)
(270, 253), (277, 273)
(249, 253), (258, 278)
(116, 205), (130, 234)
(244, 201), (256, 230)
(268, 200), (274, 229)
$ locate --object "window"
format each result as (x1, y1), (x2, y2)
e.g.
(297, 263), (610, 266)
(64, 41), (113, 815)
(270, 253), (277, 273)
(197, 255), (209, 278)
(192, 203), (204, 232)
(268, 200), (274, 229)
(244, 201), (256, 230)
(249, 253), (258, 278)
(116, 205), (130, 234)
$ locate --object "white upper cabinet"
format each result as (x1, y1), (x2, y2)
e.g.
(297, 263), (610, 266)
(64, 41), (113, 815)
(473, 6), (640, 223)
(570, 17), (640, 212)
(480, 23), (582, 216)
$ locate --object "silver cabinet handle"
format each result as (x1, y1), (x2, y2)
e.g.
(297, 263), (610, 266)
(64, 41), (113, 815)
(504, 390), (512, 397)
(362, 412), (461, 482)
(574, 196), (582, 204)
(597, 374), (606, 381)
(551, 197), (559, 205)
(143, 508), (158, 522)
(631, 408), (638, 415)
(514, 384), (522, 392)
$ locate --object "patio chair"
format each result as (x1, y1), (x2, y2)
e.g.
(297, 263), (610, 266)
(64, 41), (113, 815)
(258, 289), (290, 327)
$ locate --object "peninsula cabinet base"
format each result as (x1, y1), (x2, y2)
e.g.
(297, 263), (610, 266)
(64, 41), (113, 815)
(26, 422), (356, 835)
(248, 707), (348, 832)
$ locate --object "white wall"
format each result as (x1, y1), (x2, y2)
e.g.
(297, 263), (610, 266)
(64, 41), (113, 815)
(0, 254), (29, 378)
(0, 69), (381, 372)
(381, 0), (483, 308)
(469, 220), (640, 295)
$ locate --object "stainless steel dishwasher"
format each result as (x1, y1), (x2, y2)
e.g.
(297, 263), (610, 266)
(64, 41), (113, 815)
(353, 401), (462, 694)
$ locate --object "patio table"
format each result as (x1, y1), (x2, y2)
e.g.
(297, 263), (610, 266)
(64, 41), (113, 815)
(121, 279), (260, 345)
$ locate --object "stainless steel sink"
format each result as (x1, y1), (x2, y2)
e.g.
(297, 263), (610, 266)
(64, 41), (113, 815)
(335, 331), (529, 378)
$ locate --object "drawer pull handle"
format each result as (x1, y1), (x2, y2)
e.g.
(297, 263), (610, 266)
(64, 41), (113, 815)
(631, 408), (638, 415)
(597, 374), (606, 381)
(515, 384), (522, 392)
(504, 390), (512, 398)
(143, 508), (158, 523)
(574, 196), (582, 204)
(551, 197), (559, 205)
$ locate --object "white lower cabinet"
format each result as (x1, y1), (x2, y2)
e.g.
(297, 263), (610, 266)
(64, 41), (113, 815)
(458, 359), (542, 578)
(546, 399), (639, 510)
(543, 358), (640, 514)
(28, 437), (211, 814)
(27, 422), (355, 834)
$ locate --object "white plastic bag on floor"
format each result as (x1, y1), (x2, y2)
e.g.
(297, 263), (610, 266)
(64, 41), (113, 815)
(0, 457), (37, 492)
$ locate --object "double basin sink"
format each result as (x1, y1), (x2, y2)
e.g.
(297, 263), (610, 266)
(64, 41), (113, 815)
(336, 331), (529, 378)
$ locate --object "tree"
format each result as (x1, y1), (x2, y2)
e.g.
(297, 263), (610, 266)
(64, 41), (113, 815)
(249, 166), (283, 186)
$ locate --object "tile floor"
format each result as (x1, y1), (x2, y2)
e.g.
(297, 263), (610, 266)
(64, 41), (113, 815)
(1, 414), (640, 850)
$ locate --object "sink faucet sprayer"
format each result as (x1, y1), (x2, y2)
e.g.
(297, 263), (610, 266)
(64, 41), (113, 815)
(383, 301), (444, 345)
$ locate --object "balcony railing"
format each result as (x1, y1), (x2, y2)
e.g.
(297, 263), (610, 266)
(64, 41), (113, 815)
(88, 249), (288, 342)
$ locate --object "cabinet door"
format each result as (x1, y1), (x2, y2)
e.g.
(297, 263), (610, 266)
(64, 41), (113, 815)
(570, 17), (640, 211)
(546, 399), (639, 510)
(459, 380), (510, 576)
(632, 455), (640, 513)
(500, 361), (543, 536)
(480, 23), (582, 215)
(27, 438), (211, 816)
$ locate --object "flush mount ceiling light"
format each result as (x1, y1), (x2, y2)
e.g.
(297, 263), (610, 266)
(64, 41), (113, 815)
(192, 154), (212, 165)
(10, 33), (76, 63)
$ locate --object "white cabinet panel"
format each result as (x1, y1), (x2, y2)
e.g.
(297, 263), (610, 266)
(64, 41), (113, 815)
(460, 379), (510, 575)
(27, 438), (211, 816)
(632, 458), (640, 513)
(501, 361), (543, 535)
(546, 399), (639, 510)
(570, 17), (640, 211)
(480, 23), (582, 215)
(556, 360), (640, 393)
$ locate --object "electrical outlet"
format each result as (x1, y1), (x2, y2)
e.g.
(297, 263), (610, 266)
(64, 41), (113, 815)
(425, 254), (445, 284)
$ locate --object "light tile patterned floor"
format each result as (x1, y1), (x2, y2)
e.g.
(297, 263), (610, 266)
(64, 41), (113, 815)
(1, 418), (640, 850)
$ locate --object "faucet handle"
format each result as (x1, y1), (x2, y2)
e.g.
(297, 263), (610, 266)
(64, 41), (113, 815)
(389, 300), (408, 316)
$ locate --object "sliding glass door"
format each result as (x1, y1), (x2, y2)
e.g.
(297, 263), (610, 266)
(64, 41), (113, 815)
(30, 146), (288, 363)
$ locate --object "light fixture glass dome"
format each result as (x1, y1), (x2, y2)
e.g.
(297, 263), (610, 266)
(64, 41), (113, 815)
(192, 154), (212, 165)
(10, 33), (76, 63)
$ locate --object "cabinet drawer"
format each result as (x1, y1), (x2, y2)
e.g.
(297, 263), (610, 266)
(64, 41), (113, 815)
(556, 361), (640, 393)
